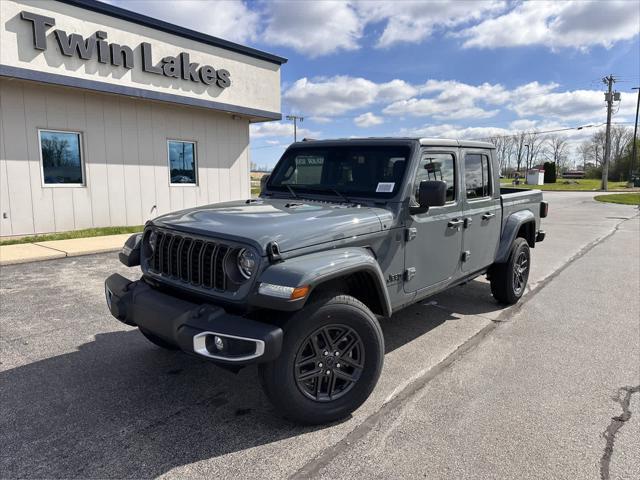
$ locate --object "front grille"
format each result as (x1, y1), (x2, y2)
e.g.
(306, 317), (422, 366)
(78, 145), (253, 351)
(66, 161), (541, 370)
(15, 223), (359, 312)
(147, 230), (233, 291)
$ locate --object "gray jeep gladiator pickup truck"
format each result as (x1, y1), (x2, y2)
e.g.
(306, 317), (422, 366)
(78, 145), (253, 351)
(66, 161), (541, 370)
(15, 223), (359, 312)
(105, 137), (547, 424)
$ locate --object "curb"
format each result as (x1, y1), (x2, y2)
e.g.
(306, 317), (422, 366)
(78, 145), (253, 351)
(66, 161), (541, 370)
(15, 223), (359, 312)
(0, 233), (132, 266)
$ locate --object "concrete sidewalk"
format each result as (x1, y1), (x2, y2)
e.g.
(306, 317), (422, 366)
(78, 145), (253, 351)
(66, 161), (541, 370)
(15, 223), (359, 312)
(0, 233), (133, 266)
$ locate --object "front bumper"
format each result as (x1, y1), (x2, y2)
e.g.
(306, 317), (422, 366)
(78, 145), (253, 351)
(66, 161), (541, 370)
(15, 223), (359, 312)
(104, 274), (283, 364)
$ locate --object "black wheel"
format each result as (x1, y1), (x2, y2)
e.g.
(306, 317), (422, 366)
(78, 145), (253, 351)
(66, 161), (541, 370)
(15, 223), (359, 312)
(259, 294), (384, 425)
(490, 237), (530, 304)
(139, 327), (179, 350)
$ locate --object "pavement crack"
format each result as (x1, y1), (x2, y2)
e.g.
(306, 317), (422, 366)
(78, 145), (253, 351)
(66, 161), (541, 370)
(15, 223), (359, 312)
(599, 385), (640, 480)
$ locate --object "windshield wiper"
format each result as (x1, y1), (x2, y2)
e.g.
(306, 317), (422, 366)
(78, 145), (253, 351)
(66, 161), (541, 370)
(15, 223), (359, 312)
(329, 188), (352, 204)
(284, 184), (298, 198)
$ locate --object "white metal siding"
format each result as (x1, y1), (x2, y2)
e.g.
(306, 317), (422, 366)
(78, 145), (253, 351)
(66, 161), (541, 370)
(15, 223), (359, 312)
(0, 79), (250, 236)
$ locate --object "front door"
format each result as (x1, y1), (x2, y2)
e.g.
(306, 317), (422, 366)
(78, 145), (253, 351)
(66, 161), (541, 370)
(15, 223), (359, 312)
(461, 150), (501, 273)
(404, 150), (463, 293)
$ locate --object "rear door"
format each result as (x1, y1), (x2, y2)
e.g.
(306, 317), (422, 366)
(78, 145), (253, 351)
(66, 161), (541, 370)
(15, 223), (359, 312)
(404, 149), (463, 293)
(461, 150), (501, 273)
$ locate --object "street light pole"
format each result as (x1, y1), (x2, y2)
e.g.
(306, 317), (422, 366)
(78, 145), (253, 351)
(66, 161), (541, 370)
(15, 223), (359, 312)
(524, 143), (530, 182)
(630, 87), (639, 183)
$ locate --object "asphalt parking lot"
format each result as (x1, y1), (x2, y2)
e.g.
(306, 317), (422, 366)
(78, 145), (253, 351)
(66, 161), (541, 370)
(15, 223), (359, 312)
(1, 191), (638, 479)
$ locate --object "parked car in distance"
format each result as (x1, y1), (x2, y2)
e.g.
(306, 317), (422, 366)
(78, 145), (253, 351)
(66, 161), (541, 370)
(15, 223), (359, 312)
(106, 138), (547, 424)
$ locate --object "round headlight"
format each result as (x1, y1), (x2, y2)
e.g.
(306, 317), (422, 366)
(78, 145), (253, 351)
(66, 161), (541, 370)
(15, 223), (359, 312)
(237, 249), (258, 279)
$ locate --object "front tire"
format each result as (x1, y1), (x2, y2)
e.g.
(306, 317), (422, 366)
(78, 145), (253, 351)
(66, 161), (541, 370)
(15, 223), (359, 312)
(490, 237), (530, 304)
(259, 294), (384, 425)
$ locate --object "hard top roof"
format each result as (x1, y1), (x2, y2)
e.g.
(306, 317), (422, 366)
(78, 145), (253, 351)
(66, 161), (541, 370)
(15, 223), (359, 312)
(290, 137), (495, 149)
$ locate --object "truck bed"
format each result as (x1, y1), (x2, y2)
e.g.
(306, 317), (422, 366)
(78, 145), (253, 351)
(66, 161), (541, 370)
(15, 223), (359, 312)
(500, 186), (543, 231)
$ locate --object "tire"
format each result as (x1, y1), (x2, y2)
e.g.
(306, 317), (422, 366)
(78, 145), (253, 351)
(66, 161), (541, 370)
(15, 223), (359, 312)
(139, 327), (179, 350)
(490, 237), (531, 305)
(259, 294), (384, 425)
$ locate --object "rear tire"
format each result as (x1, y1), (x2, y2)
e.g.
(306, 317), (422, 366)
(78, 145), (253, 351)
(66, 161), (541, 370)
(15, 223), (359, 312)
(490, 237), (530, 305)
(259, 294), (384, 425)
(139, 327), (179, 350)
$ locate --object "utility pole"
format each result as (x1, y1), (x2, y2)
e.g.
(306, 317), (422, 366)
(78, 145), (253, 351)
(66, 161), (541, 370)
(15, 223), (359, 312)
(601, 75), (617, 191)
(630, 87), (639, 183)
(524, 143), (530, 182)
(286, 115), (304, 142)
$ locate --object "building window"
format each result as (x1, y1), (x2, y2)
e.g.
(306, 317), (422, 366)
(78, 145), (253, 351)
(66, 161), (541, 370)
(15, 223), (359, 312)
(39, 130), (84, 186)
(168, 140), (197, 185)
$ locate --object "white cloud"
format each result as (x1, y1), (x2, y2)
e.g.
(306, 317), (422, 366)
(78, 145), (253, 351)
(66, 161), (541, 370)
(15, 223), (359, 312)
(383, 80), (508, 119)
(354, 112), (384, 128)
(283, 76), (415, 116)
(458, 0), (640, 50)
(262, 1), (361, 57)
(250, 121), (319, 139)
(383, 98), (499, 120)
(356, 0), (505, 48)
(510, 86), (637, 122)
(108, 0), (260, 44)
(398, 123), (512, 140)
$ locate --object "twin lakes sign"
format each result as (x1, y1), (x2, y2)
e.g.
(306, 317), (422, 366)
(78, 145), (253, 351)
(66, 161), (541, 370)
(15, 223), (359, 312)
(20, 11), (231, 89)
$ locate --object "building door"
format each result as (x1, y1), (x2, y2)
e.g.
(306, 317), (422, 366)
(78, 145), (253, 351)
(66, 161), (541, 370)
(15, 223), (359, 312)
(461, 151), (501, 273)
(404, 150), (463, 293)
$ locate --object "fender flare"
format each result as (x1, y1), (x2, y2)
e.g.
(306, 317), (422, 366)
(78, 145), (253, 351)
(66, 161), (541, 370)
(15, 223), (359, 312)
(255, 247), (392, 317)
(495, 210), (536, 263)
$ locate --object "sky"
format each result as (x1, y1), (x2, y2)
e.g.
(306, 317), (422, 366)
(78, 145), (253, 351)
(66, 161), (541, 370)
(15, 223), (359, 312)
(108, 0), (640, 169)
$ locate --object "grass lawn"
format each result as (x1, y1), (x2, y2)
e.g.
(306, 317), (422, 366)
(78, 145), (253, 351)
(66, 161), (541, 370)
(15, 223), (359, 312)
(0, 225), (144, 246)
(594, 193), (640, 205)
(500, 178), (631, 191)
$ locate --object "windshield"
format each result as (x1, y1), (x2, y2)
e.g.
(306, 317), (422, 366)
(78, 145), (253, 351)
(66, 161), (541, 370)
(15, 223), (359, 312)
(267, 145), (411, 199)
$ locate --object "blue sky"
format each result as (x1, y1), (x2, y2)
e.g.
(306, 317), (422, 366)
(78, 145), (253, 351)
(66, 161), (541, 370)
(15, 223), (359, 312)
(109, 0), (640, 168)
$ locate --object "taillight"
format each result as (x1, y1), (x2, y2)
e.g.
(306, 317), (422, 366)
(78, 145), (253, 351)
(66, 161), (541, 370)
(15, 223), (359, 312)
(540, 201), (549, 218)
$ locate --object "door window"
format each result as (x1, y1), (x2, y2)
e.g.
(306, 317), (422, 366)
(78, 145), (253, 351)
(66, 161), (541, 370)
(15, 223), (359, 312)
(464, 153), (491, 199)
(413, 153), (456, 203)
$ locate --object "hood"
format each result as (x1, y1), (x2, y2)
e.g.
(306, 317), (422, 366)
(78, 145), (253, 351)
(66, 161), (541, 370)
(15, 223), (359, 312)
(151, 198), (387, 254)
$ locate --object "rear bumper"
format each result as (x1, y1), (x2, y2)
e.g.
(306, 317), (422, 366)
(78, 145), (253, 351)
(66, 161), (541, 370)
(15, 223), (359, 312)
(104, 274), (282, 365)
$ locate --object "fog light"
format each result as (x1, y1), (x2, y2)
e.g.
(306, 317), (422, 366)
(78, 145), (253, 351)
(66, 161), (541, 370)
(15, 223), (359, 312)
(214, 335), (224, 351)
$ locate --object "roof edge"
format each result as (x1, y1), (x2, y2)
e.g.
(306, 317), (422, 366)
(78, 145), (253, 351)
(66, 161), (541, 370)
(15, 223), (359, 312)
(56, 0), (288, 65)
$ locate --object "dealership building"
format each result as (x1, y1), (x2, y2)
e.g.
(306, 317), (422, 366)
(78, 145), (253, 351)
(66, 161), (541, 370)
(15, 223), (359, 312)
(0, 0), (285, 237)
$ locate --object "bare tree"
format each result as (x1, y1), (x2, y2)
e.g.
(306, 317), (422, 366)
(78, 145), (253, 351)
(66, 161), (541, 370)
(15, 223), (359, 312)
(577, 141), (593, 170)
(525, 132), (547, 170)
(513, 132), (528, 172)
(546, 134), (570, 172)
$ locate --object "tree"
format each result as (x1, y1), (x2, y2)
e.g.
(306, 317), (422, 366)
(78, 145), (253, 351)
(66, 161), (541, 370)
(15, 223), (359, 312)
(577, 141), (593, 171)
(513, 132), (528, 172)
(546, 134), (570, 173)
(525, 132), (547, 170)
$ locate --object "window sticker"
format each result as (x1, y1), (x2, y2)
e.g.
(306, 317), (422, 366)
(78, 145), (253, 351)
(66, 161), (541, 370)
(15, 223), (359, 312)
(376, 182), (395, 193)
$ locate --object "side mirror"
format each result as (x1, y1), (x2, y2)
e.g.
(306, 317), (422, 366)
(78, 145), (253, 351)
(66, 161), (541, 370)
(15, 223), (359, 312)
(260, 174), (270, 193)
(418, 180), (447, 209)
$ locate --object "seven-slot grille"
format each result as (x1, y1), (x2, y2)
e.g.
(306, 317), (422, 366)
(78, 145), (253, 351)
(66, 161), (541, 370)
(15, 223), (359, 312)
(147, 230), (232, 291)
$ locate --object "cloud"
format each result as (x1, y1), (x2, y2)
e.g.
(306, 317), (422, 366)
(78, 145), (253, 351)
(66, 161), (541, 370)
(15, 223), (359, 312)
(262, 1), (361, 57)
(355, 0), (505, 48)
(458, 0), (640, 50)
(383, 80), (508, 119)
(354, 112), (384, 128)
(510, 85), (637, 122)
(283, 74), (639, 129)
(108, 0), (260, 44)
(250, 121), (319, 139)
(398, 123), (513, 140)
(283, 76), (416, 116)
